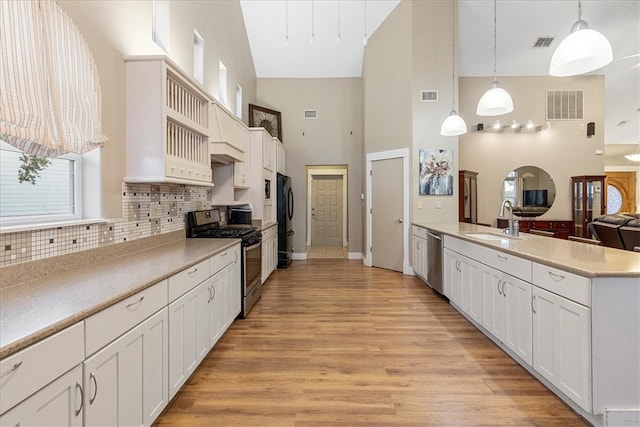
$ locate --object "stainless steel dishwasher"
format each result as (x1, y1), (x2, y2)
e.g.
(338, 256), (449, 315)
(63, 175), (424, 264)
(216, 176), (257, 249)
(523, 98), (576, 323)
(426, 229), (443, 295)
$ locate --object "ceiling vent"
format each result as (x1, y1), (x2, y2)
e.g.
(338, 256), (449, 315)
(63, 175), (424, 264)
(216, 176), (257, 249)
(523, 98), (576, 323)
(533, 37), (554, 48)
(304, 109), (318, 119)
(421, 90), (438, 102)
(546, 90), (584, 120)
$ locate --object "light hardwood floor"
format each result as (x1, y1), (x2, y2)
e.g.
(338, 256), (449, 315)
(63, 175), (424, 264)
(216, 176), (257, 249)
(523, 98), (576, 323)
(154, 260), (589, 426)
(307, 245), (348, 259)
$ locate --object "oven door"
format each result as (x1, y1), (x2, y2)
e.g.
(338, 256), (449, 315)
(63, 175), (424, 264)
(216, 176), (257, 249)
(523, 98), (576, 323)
(244, 241), (262, 290)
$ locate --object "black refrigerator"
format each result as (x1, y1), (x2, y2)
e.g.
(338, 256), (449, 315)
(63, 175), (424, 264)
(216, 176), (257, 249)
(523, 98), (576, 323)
(277, 173), (294, 268)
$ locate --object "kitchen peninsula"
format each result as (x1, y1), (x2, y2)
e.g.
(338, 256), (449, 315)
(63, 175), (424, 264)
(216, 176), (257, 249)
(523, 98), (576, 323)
(412, 221), (640, 427)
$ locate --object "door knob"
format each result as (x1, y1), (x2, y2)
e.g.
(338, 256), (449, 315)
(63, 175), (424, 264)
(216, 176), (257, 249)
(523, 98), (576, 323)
(393, 219), (403, 224)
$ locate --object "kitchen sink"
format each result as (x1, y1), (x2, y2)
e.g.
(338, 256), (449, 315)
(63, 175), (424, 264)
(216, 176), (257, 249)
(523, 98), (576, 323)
(464, 232), (520, 241)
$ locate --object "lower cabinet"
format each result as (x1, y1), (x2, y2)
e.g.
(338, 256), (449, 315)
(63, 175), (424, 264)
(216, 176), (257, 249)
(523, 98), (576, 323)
(532, 286), (591, 411)
(444, 248), (481, 324)
(168, 279), (211, 399)
(411, 228), (428, 280)
(481, 265), (532, 366)
(83, 308), (169, 426)
(0, 364), (83, 426)
(262, 224), (277, 283)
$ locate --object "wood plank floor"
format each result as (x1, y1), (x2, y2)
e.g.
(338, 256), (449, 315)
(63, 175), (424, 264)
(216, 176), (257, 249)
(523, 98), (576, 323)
(154, 260), (589, 427)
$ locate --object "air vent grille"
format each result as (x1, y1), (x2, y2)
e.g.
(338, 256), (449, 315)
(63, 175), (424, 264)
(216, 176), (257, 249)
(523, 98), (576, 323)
(421, 90), (438, 102)
(546, 90), (584, 120)
(304, 109), (318, 119)
(533, 37), (554, 48)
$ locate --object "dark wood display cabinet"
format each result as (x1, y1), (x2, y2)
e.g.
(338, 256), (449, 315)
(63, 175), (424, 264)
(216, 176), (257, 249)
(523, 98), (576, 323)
(496, 218), (574, 239)
(459, 170), (478, 223)
(571, 175), (606, 238)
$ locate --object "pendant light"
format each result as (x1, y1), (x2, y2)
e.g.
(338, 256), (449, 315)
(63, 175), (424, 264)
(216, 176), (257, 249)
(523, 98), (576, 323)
(440, 1), (467, 136)
(476, 0), (513, 116)
(549, 0), (613, 77)
(624, 138), (640, 162)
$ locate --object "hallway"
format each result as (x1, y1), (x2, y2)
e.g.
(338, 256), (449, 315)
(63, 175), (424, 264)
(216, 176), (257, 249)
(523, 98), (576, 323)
(154, 260), (588, 426)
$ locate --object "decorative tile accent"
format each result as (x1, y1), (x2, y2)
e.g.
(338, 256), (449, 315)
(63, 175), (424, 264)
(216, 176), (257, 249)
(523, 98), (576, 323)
(0, 182), (212, 267)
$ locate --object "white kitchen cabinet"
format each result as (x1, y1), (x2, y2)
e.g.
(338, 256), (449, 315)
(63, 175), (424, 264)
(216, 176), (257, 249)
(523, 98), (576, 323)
(125, 56), (212, 186)
(411, 226), (428, 281)
(168, 278), (210, 399)
(443, 236), (482, 324)
(0, 364), (83, 427)
(261, 224), (277, 283)
(84, 308), (169, 427)
(210, 102), (246, 163)
(233, 158), (250, 189)
(276, 138), (285, 174)
(459, 254), (482, 324)
(482, 265), (532, 366)
(444, 248), (462, 305)
(263, 136), (275, 172)
(0, 322), (84, 416)
(532, 285), (591, 412)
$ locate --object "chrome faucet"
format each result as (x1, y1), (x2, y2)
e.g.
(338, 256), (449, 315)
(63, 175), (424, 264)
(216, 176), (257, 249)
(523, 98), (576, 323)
(499, 200), (519, 237)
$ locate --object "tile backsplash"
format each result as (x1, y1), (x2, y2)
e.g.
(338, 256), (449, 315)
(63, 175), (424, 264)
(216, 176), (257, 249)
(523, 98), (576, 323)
(0, 182), (213, 266)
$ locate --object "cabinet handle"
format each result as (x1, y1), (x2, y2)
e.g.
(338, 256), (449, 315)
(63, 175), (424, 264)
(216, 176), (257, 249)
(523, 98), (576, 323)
(208, 286), (213, 303)
(125, 296), (144, 309)
(211, 285), (216, 300)
(497, 279), (502, 295)
(75, 382), (84, 416)
(89, 372), (98, 404)
(221, 251), (228, 258)
(497, 254), (508, 262)
(547, 271), (566, 281)
(531, 295), (536, 313)
(502, 281), (506, 297)
(0, 361), (23, 378)
(187, 267), (199, 276)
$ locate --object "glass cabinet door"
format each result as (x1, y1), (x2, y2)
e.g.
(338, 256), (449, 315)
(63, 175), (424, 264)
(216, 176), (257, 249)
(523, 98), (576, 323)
(572, 175), (606, 238)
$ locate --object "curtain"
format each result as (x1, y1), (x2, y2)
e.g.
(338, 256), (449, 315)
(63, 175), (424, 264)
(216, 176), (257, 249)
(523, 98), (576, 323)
(0, 0), (107, 158)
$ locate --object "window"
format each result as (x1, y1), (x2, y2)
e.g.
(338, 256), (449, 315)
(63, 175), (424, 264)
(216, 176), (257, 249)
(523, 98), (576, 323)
(152, 0), (170, 53)
(235, 84), (243, 118)
(193, 30), (204, 84)
(219, 61), (228, 106)
(0, 142), (81, 226)
(502, 171), (519, 206)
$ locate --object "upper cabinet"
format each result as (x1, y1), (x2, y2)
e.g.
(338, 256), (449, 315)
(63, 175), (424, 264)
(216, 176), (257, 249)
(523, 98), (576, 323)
(210, 103), (247, 164)
(125, 56), (213, 186)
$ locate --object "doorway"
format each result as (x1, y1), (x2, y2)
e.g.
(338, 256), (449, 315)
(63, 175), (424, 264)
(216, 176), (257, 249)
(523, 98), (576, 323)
(365, 149), (409, 273)
(306, 166), (348, 259)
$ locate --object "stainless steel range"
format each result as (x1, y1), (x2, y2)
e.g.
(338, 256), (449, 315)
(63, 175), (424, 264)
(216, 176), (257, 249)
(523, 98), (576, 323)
(186, 209), (262, 318)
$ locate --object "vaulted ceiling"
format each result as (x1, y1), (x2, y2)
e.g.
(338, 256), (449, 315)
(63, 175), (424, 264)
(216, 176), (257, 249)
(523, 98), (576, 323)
(240, 0), (640, 161)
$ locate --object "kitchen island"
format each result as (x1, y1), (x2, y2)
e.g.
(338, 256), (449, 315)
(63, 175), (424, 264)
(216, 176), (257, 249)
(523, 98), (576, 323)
(412, 222), (640, 427)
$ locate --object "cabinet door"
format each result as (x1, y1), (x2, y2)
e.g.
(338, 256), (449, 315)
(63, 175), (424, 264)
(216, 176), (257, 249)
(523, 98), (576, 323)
(532, 286), (592, 411)
(460, 256), (482, 324)
(262, 135), (273, 171)
(233, 160), (249, 188)
(443, 249), (458, 300)
(209, 269), (226, 347)
(411, 236), (427, 280)
(231, 247), (242, 318)
(481, 266), (506, 340)
(84, 309), (168, 426)
(0, 365), (83, 426)
(504, 276), (532, 366)
(168, 280), (210, 399)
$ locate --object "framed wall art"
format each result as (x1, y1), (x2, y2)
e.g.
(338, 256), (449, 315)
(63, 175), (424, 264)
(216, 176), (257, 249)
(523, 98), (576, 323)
(419, 148), (453, 195)
(249, 103), (282, 141)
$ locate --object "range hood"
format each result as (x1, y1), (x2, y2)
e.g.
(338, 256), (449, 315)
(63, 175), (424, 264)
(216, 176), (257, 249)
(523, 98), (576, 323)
(210, 102), (246, 164)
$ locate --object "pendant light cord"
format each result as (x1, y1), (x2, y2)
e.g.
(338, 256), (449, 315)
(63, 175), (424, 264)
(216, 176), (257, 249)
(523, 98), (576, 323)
(451, 1), (457, 109)
(577, 0), (582, 20)
(492, 0), (497, 79)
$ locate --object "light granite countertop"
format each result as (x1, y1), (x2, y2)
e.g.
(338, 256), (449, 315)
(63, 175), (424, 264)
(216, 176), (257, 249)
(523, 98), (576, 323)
(414, 222), (640, 278)
(0, 238), (239, 359)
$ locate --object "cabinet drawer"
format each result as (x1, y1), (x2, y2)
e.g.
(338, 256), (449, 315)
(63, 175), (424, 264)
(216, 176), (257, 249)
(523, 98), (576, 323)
(532, 263), (590, 307)
(0, 322), (84, 415)
(411, 225), (428, 239)
(85, 280), (168, 356)
(168, 258), (209, 302)
(444, 235), (482, 260)
(482, 247), (531, 282)
(211, 246), (237, 275)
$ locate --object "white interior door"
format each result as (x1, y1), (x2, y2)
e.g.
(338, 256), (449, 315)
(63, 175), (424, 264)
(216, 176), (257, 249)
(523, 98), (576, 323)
(371, 157), (404, 272)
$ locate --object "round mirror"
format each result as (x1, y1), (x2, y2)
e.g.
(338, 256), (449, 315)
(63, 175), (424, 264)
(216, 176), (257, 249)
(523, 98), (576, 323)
(501, 166), (556, 218)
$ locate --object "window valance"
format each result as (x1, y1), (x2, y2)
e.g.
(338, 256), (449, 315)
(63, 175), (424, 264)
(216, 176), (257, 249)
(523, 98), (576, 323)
(0, 0), (107, 158)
